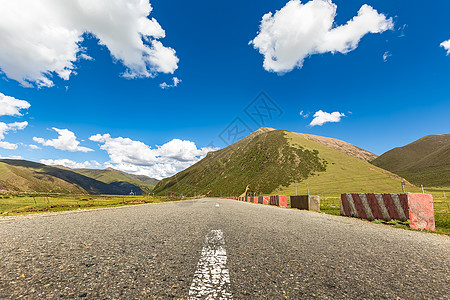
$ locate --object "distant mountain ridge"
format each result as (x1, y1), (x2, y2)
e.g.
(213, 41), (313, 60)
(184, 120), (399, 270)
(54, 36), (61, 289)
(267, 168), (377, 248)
(371, 134), (450, 187)
(0, 159), (158, 195)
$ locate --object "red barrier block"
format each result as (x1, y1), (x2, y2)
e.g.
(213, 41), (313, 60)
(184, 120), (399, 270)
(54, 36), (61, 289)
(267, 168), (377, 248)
(407, 193), (435, 231)
(278, 195), (287, 208)
(247, 197), (251, 202)
(254, 197), (259, 204)
(263, 196), (269, 205)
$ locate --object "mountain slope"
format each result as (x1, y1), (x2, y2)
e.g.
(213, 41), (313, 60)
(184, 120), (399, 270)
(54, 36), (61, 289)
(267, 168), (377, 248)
(274, 132), (418, 196)
(153, 129), (328, 196)
(75, 168), (158, 193)
(153, 129), (417, 196)
(294, 133), (378, 162)
(0, 159), (156, 195)
(372, 134), (450, 187)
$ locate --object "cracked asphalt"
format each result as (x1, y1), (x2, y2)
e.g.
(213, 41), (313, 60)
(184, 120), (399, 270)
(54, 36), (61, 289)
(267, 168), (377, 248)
(1, 198), (449, 299)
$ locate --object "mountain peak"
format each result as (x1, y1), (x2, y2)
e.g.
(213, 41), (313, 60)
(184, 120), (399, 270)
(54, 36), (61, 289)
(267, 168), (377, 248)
(153, 128), (408, 196)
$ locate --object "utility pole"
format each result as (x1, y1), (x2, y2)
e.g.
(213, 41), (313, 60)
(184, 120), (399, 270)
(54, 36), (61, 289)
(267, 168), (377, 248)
(296, 185), (298, 196)
(307, 183), (310, 196)
(421, 184), (424, 194)
(401, 180), (405, 193)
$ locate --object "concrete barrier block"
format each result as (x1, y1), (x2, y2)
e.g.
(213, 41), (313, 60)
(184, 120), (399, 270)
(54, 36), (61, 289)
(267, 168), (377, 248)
(309, 195), (320, 211)
(257, 196), (263, 204)
(292, 195), (320, 211)
(278, 195), (287, 208)
(341, 193), (435, 231)
(254, 197), (259, 204)
(263, 196), (269, 205)
(407, 193), (435, 231)
(291, 196), (309, 210)
(269, 195), (278, 206)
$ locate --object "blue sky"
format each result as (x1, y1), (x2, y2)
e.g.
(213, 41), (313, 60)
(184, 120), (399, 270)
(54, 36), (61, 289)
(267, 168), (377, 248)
(0, 0), (449, 179)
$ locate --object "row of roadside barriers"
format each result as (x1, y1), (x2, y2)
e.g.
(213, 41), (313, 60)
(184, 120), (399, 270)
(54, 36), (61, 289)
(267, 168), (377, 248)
(217, 192), (436, 231)
(222, 196), (288, 208)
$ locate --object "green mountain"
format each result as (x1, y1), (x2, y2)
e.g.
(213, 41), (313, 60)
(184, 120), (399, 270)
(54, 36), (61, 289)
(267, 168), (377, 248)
(75, 168), (158, 193)
(371, 134), (450, 187)
(0, 159), (158, 195)
(153, 128), (417, 197)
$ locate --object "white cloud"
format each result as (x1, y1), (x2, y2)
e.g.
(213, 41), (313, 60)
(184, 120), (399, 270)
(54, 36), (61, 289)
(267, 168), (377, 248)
(160, 77), (181, 89)
(299, 110), (309, 118)
(441, 40), (450, 55)
(33, 128), (93, 152)
(309, 110), (345, 126)
(0, 121), (28, 149)
(398, 24), (407, 37)
(0, 92), (31, 116)
(0, 155), (23, 159)
(89, 133), (217, 179)
(28, 144), (41, 150)
(383, 51), (392, 62)
(0, 0), (179, 88)
(250, 0), (393, 73)
(40, 158), (101, 169)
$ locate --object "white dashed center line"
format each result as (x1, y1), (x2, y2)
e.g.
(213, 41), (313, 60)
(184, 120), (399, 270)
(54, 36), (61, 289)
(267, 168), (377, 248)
(189, 230), (232, 299)
(216, 203), (220, 207)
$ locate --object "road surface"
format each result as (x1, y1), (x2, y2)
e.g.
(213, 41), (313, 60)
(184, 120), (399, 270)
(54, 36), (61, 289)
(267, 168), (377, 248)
(1, 198), (449, 299)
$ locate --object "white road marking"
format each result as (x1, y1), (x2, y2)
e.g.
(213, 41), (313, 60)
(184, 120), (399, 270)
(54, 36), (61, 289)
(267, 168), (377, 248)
(189, 230), (232, 299)
(216, 203), (220, 207)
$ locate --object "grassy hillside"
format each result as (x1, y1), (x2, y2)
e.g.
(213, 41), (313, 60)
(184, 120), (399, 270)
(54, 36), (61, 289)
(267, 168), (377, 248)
(75, 168), (158, 193)
(372, 134), (450, 187)
(0, 161), (86, 194)
(153, 129), (328, 196)
(274, 132), (420, 197)
(294, 133), (378, 162)
(153, 129), (418, 197)
(0, 159), (152, 195)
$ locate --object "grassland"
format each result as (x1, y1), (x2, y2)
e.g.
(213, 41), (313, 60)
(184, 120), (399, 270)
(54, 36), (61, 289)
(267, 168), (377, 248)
(0, 193), (180, 216)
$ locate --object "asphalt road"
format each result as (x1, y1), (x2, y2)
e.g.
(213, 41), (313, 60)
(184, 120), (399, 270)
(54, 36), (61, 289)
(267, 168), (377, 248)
(0, 198), (449, 299)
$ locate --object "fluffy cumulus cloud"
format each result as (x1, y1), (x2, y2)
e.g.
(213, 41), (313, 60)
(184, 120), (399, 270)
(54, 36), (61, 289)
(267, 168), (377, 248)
(441, 40), (450, 55)
(160, 77), (181, 89)
(250, 0), (394, 73)
(0, 0), (179, 87)
(40, 158), (101, 169)
(89, 133), (217, 179)
(0, 121), (28, 149)
(33, 128), (93, 152)
(0, 92), (31, 116)
(309, 110), (345, 126)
